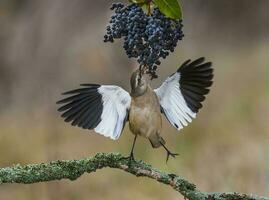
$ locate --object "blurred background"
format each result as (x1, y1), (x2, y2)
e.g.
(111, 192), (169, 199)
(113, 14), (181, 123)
(0, 0), (268, 199)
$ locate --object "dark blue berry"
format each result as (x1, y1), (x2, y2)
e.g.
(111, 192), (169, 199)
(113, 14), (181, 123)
(104, 3), (184, 77)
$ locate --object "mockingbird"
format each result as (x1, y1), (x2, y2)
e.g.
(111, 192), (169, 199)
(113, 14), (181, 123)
(57, 57), (213, 162)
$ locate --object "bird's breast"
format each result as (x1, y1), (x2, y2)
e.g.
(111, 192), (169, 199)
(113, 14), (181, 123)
(129, 87), (162, 138)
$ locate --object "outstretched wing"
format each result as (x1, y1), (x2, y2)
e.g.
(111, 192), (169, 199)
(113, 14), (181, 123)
(57, 84), (131, 140)
(154, 57), (213, 130)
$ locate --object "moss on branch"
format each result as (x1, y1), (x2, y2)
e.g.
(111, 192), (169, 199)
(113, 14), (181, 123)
(0, 152), (268, 200)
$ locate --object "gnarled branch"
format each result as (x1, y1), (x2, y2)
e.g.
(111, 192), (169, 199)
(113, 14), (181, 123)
(0, 152), (268, 200)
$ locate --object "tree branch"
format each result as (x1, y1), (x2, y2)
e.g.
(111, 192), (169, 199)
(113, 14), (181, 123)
(0, 152), (268, 200)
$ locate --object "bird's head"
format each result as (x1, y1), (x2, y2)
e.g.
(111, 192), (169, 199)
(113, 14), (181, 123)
(130, 68), (147, 97)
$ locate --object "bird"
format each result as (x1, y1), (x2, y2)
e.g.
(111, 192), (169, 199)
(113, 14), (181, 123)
(57, 57), (213, 162)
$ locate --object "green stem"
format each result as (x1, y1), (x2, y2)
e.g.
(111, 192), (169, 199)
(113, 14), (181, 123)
(147, 2), (151, 15)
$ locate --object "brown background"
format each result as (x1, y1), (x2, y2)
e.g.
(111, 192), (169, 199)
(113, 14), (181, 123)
(0, 0), (268, 199)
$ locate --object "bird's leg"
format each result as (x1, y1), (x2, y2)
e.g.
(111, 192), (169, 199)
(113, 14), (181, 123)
(129, 134), (137, 160)
(124, 134), (138, 165)
(160, 142), (179, 163)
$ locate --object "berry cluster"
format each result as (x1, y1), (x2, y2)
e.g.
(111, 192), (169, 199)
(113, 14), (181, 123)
(104, 3), (184, 78)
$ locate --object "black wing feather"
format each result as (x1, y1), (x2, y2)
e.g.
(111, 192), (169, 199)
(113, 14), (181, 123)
(57, 84), (103, 130)
(70, 96), (100, 126)
(77, 99), (102, 128)
(178, 57), (213, 113)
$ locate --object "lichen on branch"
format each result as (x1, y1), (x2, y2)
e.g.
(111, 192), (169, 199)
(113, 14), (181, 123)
(0, 152), (268, 200)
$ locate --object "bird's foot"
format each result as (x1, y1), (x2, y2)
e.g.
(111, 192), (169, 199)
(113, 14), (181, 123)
(160, 142), (179, 163)
(165, 150), (179, 163)
(128, 153), (135, 167)
(122, 153), (135, 167)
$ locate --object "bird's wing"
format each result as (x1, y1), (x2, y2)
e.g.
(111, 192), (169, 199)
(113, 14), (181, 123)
(154, 57), (213, 130)
(57, 84), (131, 140)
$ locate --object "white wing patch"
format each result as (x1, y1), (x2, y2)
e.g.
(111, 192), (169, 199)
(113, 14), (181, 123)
(154, 73), (196, 130)
(57, 84), (131, 141)
(94, 86), (131, 140)
(154, 58), (213, 131)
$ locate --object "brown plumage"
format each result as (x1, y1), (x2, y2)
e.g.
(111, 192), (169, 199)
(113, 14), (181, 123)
(128, 69), (178, 162)
(129, 84), (164, 148)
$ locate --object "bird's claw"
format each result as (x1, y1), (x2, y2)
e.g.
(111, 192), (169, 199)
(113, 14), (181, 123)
(122, 153), (135, 167)
(128, 152), (135, 161)
(166, 151), (179, 163)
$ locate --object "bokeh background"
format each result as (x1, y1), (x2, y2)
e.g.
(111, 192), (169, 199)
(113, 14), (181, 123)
(0, 0), (268, 199)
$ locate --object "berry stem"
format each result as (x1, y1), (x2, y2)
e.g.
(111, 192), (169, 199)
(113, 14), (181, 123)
(146, 0), (153, 15)
(147, 3), (151, 16)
